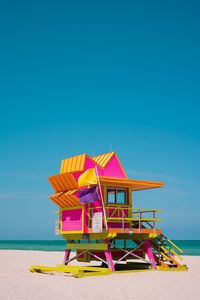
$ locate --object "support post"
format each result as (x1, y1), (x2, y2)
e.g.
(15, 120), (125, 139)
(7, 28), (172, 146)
(63, 248), (71, 265)
(138, 209), (141, 233)
(83, 204), (88, 233)
(104, 240), (115, 271)
(153, 211), (156, 233)
(143, 240), (157, 270)
(95, 166), (108, 232)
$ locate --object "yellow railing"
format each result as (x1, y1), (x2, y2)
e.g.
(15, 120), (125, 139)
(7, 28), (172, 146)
(88, 206), (161, 232)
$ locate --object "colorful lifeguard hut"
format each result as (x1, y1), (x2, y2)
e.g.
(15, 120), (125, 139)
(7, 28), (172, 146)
(31, 152), (187, 277)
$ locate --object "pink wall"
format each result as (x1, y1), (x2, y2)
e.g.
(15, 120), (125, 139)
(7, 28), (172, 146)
(107, 222), (129, 229)
(72, 157), (103, 181)
(72, 172), (82, 181)
(102, 155), (126, 178)
(84, 157), (103, 175)
(84, 156), (96, 170)
(72, 155), (126, 181)
(61, 209), (83, 231)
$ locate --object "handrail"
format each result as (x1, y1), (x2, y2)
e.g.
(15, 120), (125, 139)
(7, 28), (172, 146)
(88, 205), (161, 233)
(88, 206), (161, 212)
(161, 233), (184, 253)
(107, 217), (161, 222)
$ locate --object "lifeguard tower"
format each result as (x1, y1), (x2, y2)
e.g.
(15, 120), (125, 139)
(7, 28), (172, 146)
(30, 151), (187, 277)
(49, 152), (186, 270)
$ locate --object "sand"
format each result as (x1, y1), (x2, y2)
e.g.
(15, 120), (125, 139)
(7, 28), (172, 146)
(0, 250), (199, 300)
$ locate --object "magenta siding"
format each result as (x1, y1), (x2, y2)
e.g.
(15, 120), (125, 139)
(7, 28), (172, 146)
(84, 157), (103, 175)
(72, 172), (82, 181)
(61, 209), (82, 231)
(102, 155), (126, 178)
(84, 157), (96, 170)
(107, 222), (129, 228)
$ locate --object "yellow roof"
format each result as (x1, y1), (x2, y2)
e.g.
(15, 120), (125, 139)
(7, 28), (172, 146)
(49, 189), (79, 208)
(99, 176), (164, 191)
(92, 152), (115, 168)
(60, 152), (117, 174)
(60, 154), (86, 173)
(48, 173), (78, 192)
(92, 151), (127, 177)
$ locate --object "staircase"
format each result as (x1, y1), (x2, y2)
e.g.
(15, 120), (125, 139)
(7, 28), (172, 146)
(145, 232), (188, 269)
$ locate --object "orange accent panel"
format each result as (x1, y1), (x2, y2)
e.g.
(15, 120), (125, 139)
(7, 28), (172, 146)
(48, 173), (78, 192)
(92, 152), (115, 168)
(49, 189), (79, 208)
(99, 176), (164, 191)
(60, 154), (86, 173)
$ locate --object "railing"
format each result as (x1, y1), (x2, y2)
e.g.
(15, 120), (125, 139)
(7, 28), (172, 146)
(88, 206), (161, 233)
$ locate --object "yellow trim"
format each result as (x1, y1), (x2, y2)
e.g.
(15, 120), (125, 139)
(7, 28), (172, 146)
(60, 206), (83, 211)
(103, 185), (106, 204)
(66, 243), (108, 250)
(61, 232), (117, 240)
(128, 188), (132, 218)
(30, 264), (188, 278)
(60, 207), (84, 234)
(30, 265), (112, 278)
(165, 238), (184, 253)
(60, 230), (84, 234)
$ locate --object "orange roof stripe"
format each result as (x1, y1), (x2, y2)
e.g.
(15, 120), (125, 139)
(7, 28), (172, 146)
(99, 176), (164, 191)
(48, 173), (78, 192)
(60, 154), (86, 174)
(92, 152), (115, 168)
(50, 192), (66, 208)
(49, 189), (79, 208)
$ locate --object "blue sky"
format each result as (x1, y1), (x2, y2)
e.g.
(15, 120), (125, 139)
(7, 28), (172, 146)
(0, 0), (199, 239)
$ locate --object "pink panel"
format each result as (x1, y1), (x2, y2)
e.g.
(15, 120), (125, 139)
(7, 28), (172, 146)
(84, 157), (96, 170)
(105, 241), (115, 271)
(62, 209), (82, 231)
(84, 157), (103, 175)
(90, 199), (103, 210)
(83, 205), (88, 233)
(107, 222), (129, 229)
(73, 157), (103, 182)
(143, 240), (157, 269)
(102, 155), (126, 178)
(72, 172), (82, 181)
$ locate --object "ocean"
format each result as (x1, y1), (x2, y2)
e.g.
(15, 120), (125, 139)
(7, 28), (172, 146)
(0, 240), (200, 255)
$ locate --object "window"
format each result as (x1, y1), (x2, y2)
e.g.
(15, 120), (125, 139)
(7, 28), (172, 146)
(107, 188), (127, 204)
(117, 190), (126, 204)
(107, 189), (115, 204)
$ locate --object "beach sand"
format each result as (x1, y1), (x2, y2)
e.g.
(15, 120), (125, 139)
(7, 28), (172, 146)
(0, 250), (199, 300)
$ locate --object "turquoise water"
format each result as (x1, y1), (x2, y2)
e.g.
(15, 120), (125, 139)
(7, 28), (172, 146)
(0, 240), (200, 255)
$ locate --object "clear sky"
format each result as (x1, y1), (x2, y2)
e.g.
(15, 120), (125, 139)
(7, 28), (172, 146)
(0, 0), (199, 240)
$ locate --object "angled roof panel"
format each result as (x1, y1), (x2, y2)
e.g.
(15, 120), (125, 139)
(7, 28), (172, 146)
(49, 189), (79, 208)
(60, 154), (86, 173)
(99, 176), (164, 191)
(48, 173), (78, 192)
(49, 192), (67, 208)
(92, 152), (115, 168)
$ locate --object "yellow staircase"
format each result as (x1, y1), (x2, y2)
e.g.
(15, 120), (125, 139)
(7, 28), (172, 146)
(148, 233), (187, 270)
